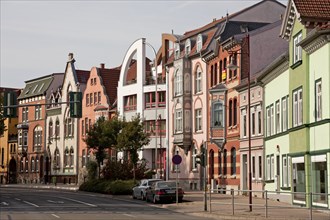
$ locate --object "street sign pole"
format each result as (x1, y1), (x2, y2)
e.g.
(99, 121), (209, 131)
(172, 154), (182, 205)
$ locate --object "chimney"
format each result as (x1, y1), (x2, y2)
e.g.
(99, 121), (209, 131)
(226, 12), (229, 23)
(68, 53), (74, 61)
(100, 63), (105, 69)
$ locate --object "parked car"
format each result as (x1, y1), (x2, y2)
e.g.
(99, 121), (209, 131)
(145, 180), (184, 204)
(132, 179), (162, 200)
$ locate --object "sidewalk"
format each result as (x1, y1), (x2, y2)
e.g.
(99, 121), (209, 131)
(0, 183), (79, 191)
(161, 192), (330, 220)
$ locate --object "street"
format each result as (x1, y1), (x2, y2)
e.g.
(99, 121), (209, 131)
(0, 187), (212, 220)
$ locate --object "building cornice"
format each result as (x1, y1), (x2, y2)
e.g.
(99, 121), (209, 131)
(299, 30), (330, 55)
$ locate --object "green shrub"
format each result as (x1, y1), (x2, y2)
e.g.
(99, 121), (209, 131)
(79, 179), (135, 195)
(86, 161), (98, 181)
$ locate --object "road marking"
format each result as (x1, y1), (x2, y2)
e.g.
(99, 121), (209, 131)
(47, 200), (64, 204)
(15, 198), (21, 201)
(57, 197), (97, 207)
(122, 214), (135, 218)
(23, 200), (39, 207)
(1, 202), (9, 206)
(51, 214), (60, 218)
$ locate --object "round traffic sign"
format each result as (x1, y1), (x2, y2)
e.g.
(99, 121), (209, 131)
(172, 155), (182, 165)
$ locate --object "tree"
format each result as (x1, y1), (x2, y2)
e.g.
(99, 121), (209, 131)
(84, 115), (124, 178)
(117, 114), (150, 180)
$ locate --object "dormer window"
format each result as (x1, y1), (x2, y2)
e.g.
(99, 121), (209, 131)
(196, 34), (203, 53)
(185, 39), (191, 57)
(174, 43), (180, 60)
(32, 85), (38, 93)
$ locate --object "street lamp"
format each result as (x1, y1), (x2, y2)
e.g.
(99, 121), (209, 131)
(227, 33), (252, 212)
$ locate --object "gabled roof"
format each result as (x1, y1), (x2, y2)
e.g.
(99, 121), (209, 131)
(76, 70), (90, 84)
(98, 65), (121, 107)
(280, 0), (330, 40)
(18, 73), (63, 100)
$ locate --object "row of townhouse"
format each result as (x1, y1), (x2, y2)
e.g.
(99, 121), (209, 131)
(1, 0), (329, 209)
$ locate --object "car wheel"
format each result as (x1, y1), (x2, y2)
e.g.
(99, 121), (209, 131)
(153, 195), (158, 204)
(132, 192), (137, 199)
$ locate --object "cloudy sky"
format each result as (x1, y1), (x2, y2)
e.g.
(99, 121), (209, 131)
(1, 0), (286, 88)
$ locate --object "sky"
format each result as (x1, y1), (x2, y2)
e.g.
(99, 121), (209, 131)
(1, 0), (287, 88)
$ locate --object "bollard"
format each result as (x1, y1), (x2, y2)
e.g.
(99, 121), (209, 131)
(309, 192), (312, 220)
(231, 189), (234, 215)
(265, 190), (268, 218)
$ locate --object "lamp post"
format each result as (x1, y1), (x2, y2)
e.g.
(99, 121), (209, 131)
(227, 33), (252, 212)
(144, 40), (159, 178)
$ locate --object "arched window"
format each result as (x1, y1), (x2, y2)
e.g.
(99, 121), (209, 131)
(31, 157), (35, 172)
(174, 69), (182, 96)
(223, 149), (227, 175)
(185, 39), (191, 56)
(64, 148), (69, 167)
(229, 100), (233, 127)
(195, 66), (202, 93)
(49, 121), (53, 138)
(233, 98), (237, 126)
(231, 147), (236, 175)
(218, 150), (222, 175)
(55, 119), (60, 137)
(69, 147), (74, 167)
(174, 43), (180, 60)
(196, 34), (203, 53)
(215, 63), (218, 85)
(54, 148), (60, 168)
(33, 126), (42, 151)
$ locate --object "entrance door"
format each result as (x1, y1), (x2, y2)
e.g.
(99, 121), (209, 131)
(242, 154), (248, 191)
(9, 158), (17, 183)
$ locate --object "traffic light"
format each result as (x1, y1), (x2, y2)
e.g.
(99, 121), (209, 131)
(69, 92), (82, 118)
(196, 147), (206, 167)
(3, 91), (17, 118)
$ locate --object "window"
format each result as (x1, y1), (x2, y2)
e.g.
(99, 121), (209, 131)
(185, 39), (191, 56)
(191, 145), (198, 171)
(49, 121), (53, 138)
(293, 32), (302, 64)
(233, 98), (237, 126)
(223, 149), (227, 175)
(82, 120), (85, 136)
(175, 109), (183, 133)
(251, 111), (255, 136)
(85, 118), (88, 134)
(174, 70), (183, 96)
(82, 149), (86, 167)
(174, 43), (180, 60)
(35, 156), (39, 172)
(214, 63), (218, 85)
(65, 118), (73, 137)
(20, 157), (24, 172)
(94, 92), (97, 105)
(158, 91), (166, 107)
(195, 108), (202, 132)
(86, 94), (89, 106)
(195, 66), (202, 93)
(271, 105), (274, 135)
(25, 157), (28, 172)
(145, 92), (156, 109)
(258, 109), (262, 135)
(144, 120), (155, 135)
(33, 126), (42, 150)
(252, 156), (255, 179)
(196, 34), (203, 53)
(242, 109), (247, 137)
(22, 107), (29, 122)
(124, 95), (137, 111)
(282, 96), (288, 131)
(276, 101), (280, 133)
(0, 148), (3, 165)
(90, 93), (93, 105)
(213, 102), (224, 127)
(210, 65), (214, 87)
(69, 148), (74, 167)
(293, 88), (303, 126)
(266, 155), (274, 180)
(64, 148), (69, 167)
(282, 155), (288, 187)
(31, 157), (35, 172)
(258, 155), (262, 179)
(23, 131), (28, 146)
(98, 91), (101, 104)
(315, 80), (322, 121)
(231, 148), (236, 175)
(218, 151), (222, 175)
(229, 99), (232, 127)
(35, 105), (42, 120)
(54, 148), (60, 168)
(55, 120), (60, 137)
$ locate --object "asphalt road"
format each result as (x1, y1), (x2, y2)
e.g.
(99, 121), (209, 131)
(0, 187), (213, 220)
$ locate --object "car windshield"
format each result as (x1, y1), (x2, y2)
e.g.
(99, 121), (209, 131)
(157, 181), (176, 188)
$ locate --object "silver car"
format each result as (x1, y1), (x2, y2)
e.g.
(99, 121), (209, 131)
(132, 179), (162, 200)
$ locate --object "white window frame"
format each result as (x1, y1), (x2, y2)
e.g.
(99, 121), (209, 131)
(282, 96), (288, 131)
(196, 34), (202, 53)
(266, 107), (271, 137)
(270, 105), (274, 135)
(293, 88), (303, 127)
(191, 145), (198, 171)
(174, 43), (180, 60)
(174, 70), (183, 96)
(175, 109), (183, 133)
(316, 80), (322, 121)
(195, 66), (202, 93)
(195, 108), (202, 132)
(257, 106), (262, 135)
(213, 102), (224, 128)
(241, 108), (247, 137)
(185, 39), (191, 57)
(276, 101), (280, 133)
(251, 109), (255, 136)
(293, 32), (302, 64)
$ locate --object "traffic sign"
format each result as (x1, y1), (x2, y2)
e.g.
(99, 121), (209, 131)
(172, 155), (182, 165)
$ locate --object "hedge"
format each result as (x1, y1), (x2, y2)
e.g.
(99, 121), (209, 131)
(79, 179), (136, 195)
